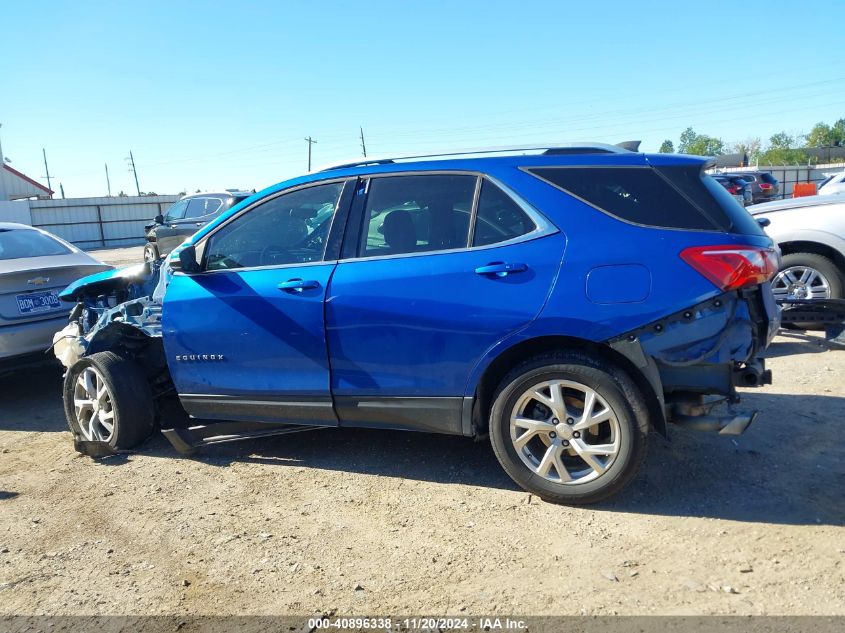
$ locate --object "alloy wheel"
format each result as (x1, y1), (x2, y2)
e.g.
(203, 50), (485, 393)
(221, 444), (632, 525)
(73, 367), (115, 442)
(509, 379), (621, 485)
(772, 266), (831, 301)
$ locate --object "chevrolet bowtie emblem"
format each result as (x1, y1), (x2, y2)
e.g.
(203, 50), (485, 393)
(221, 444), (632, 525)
(27, 276), (50, 286)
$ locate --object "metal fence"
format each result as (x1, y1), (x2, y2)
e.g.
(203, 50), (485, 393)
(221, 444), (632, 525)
(22, 195), (179, 249)
(714, 163), (845, 199)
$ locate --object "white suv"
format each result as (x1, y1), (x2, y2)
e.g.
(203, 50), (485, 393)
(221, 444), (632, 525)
(818, 171), (845, 196)
(749, 195), (845, 301)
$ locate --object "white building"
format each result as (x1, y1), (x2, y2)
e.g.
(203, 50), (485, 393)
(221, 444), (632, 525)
(0, 134), (53, 201)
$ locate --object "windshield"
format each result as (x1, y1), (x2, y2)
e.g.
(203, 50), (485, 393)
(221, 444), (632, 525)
(0, 228), (72, 260)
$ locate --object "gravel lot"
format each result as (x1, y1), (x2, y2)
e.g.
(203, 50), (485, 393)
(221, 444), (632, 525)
(0, 246), (842, 617)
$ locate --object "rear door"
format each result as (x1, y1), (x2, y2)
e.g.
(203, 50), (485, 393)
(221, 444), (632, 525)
(162, 180), (354, 425)
(325, 173), (563, 435)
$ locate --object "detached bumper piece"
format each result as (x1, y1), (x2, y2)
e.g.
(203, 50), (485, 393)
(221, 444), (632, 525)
(667, 397), (759, 436)
(778, 298), (845, 348)
(161, 421), (325, 455)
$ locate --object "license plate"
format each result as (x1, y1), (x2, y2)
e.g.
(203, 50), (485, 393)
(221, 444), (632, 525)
(16, 290), (61, 314)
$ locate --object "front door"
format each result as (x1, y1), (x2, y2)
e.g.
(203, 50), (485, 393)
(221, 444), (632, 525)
(326, 174), (563, 435)
(162, 180), (352, 426)
(157, 197), (226, 255)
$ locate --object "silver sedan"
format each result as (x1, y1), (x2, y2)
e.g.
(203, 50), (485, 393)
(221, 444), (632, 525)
(0, 223), (111, 365)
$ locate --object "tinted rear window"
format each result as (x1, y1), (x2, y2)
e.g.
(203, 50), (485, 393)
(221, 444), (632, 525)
(0, 228), (72, 260)
(529, 166), (763, 235)
(759, 172), (777, 184)
(529, 166), (716, 230)
(659, 166), (764, 236)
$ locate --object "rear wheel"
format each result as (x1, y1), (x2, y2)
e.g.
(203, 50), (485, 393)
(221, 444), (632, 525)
(489, 352), (649, 505)
(63, 352), (155, 450)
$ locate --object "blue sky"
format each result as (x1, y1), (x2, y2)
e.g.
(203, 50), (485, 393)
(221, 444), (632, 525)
(2, 0), (843, 197)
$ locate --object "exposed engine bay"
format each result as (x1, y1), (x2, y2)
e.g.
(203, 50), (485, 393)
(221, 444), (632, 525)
(53, 260), (171, 385)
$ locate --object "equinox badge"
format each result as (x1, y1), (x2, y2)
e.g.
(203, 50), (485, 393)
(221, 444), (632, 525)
(176, 354), (225, 362)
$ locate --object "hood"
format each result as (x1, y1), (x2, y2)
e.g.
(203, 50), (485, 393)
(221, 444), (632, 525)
(59, 262), (154, 302)
(748, 193), (845, 215)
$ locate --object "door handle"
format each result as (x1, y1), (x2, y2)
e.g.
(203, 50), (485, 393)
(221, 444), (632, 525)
(474, 262), (528, 277)
(195, 222), (203, 227)
(170, 224), (178, 228)
(278, 278), (320, 292)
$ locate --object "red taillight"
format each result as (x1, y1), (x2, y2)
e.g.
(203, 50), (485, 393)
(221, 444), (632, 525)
(727, 185), (739, 194)
(680, 245), (779, 291)
(759, 183), (773, 190)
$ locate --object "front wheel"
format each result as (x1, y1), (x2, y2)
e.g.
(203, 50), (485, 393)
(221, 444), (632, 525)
(489, 352), (649, 505)
(143, 243), (160, 262)
(63, 352), (155, 450)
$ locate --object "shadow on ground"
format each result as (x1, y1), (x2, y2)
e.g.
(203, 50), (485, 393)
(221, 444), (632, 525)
(4, 356), (844, 527)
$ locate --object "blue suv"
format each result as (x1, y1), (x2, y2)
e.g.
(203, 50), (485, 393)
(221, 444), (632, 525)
(55, 144), (780, 504)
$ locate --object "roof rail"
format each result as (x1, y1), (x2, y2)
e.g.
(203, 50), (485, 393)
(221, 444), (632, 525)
(318, 141), (637, 172)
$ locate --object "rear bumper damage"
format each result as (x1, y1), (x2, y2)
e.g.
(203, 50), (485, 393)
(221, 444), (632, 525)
(609, 284), (779, 436)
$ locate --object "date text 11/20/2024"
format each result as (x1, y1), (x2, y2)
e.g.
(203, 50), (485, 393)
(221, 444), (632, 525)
(307, 617), (527, 630)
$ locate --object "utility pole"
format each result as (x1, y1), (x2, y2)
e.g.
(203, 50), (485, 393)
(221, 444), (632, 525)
(42, 148), (53, 193)
(359, 127), (367, 158)
(126, 150), (140, 196)
(105, 163), (112, 197)
(59, 183), (66, 199)
(305, 136), (317, 171)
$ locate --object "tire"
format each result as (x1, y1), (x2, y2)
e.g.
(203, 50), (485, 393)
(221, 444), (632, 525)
(774, 253), (844, 330)
(489, 352), (649, 505)
(63, 351), (155, 450)
(143, 243), (160, 262)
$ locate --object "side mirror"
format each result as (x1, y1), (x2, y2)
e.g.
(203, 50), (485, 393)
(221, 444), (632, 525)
(756, 217), (771, 228)
(154, 214), (164, 225)
(172, 245), (200, 273)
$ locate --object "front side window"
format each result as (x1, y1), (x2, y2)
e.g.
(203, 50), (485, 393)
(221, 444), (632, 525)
(359, 174), (477, 257)
(204, 182), (343, 271)
(164, 200), (189, 222)
(185, 197), (224, 219)
(472, 180), (535, 246)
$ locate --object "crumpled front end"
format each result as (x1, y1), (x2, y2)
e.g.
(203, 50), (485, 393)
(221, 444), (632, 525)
(53, 260), (171, 368)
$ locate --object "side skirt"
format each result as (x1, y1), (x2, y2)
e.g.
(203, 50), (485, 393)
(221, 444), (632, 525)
(334, 396), (465, 436)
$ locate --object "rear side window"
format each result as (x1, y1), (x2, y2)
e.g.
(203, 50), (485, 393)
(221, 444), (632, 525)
(530, 166), (764, 235)
(472, 180), (535, 246)
(659, 166), (763, 235)
(529, 167), (716, 230)
(359, 175), (476, 257)
(0, 228), (71, 260)
(185, 197), (224, 219)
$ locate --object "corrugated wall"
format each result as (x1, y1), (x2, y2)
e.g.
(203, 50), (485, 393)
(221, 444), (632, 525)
(28, 195), (180, 248)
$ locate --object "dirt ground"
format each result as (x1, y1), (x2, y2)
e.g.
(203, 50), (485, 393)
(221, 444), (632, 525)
(0, 245), (843, 616)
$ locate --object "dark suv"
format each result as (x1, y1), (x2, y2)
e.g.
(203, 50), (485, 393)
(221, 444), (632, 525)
(144, 190), (253, 261)
(732, 171), (780, 203)
(56, 144), (780, 505)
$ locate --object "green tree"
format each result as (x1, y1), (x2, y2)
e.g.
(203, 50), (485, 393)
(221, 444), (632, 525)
(832, 118), (845, 144)
(806, 122), (835, 147)
(759, 131), (809, 165)
(658, 139), (674, 153)
(677, 127), (724, 156)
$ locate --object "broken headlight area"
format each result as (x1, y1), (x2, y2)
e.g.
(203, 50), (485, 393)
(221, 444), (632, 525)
(53, 259), (170, 369)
